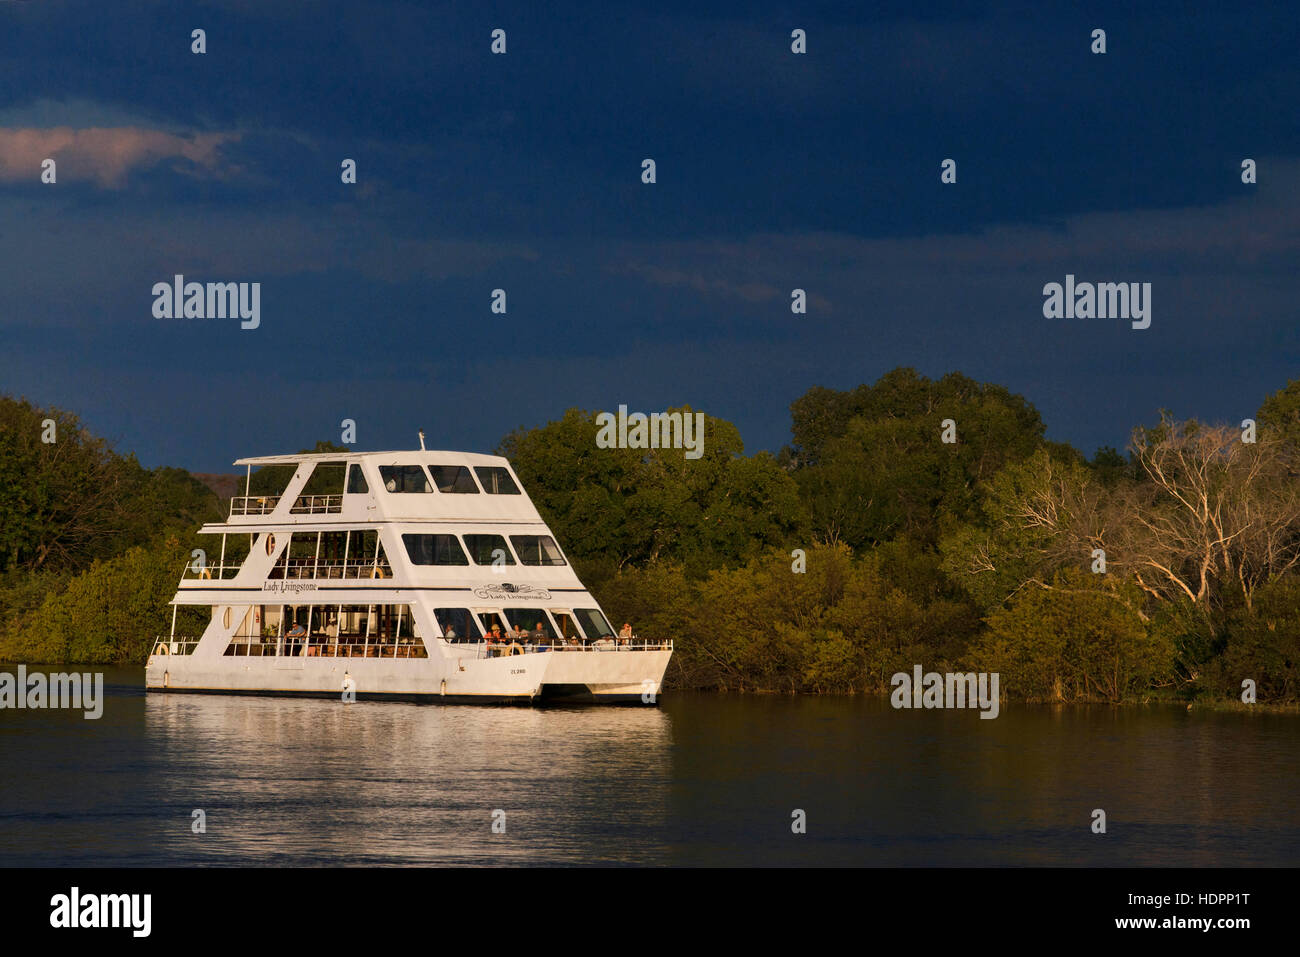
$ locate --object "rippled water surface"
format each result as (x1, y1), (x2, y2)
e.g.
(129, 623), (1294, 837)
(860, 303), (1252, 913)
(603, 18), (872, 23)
(1, 667), (1297, 865)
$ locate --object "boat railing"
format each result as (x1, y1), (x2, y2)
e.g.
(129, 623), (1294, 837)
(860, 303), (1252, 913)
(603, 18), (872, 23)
(462, 638), (672, 658)
(222, 638), (427, 659)
(289, 494), (343, 515)
(229, 495), (280, 516)
(181, 561), (243, 581)
(151, 637), (202, 657)
(228, 493), (343, 517)
(269, 558), (393, 580)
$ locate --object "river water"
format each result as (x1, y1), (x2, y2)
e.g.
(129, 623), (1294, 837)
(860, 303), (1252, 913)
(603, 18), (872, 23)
(1, 667), (1296, 866)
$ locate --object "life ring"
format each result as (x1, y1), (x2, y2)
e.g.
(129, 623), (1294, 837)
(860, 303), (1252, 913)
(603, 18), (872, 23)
(506, 642), (523, 656)
(265, 533), (276, 556)
(199, 567), (212, 580)
(370, 566), (387, 579)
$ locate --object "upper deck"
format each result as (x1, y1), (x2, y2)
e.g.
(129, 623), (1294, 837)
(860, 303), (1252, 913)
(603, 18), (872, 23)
(219, 450), (545, 528)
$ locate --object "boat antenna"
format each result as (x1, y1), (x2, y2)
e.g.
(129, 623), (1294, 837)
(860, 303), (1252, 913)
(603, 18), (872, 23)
(418, 430), (426, 451)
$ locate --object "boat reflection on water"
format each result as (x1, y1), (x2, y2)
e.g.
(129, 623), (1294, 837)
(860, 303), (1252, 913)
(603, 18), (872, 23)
(143, 691), (674, 865)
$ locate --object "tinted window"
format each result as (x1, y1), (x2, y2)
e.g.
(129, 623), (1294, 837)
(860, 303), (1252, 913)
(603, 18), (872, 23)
(552, 610), (582, 640)
(575, 608), (614, 640)
(463, 534), (515, 565)
(346, 464), (369, 494)
(475, 466), (521, 495)
(379, 465), (431, 493)
(434, 608), (482, 642)
(510, 534), (566, 566)
(429, 465), (479, 493)
(402, 534), (468, 565)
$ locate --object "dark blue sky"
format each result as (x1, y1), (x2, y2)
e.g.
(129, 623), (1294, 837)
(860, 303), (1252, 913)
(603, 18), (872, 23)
(1, 0), (1296, 472)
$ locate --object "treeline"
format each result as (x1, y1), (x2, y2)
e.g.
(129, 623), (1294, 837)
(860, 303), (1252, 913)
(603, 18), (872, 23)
(504, 369), (1300, 704)
(0, 397), (222, 664)
(3, 371), (1299, 704)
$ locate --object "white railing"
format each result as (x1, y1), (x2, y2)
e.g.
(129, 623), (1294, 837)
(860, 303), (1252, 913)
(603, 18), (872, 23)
(269, 559), (392, 580)
(289, 494), (343, 515)
(223, 639), (427, 659)
(466, 638), (672, 659)
(182, 562), (243, 581)
(230, 495), (280, 516)
(151, 636), (201, 656)
(228, 493), (343, 517)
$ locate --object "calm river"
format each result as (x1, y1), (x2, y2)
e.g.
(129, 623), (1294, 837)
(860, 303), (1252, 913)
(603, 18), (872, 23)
(1, 667), (1296, 866)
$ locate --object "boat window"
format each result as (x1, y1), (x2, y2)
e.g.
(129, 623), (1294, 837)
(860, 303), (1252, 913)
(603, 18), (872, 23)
(346, 464), (369, 494)
(475, 466), (521, 495)
(503, 608), (558, 640)
(509, 534), (566, 566)
(302, 461), (346, 496)
(343, 529), (391, 578)
(575, 608), (615, 640)
(402, 533), (469, 566)
(477, 610), (507, 637)
(434, 608), (482, 642)
(379, 465), (432, 493)
(551, 610), (582, 641)
(462, 534), (516, 566)
(429, 465), (480, 493)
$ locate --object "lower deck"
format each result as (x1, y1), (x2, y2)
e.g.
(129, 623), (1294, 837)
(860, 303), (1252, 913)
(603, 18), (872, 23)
(145, 642), (672, 705)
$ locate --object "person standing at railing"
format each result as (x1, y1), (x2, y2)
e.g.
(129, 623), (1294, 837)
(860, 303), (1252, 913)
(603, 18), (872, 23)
(285, 621), (307, 656)
(619, 622), (633, 647)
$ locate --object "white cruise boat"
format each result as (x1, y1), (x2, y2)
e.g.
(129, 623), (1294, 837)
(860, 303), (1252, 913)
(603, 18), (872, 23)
(145, 447), (671, 705)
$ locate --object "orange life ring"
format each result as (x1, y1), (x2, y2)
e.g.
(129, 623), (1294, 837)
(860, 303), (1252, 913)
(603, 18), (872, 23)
(265, 533), (276, 556)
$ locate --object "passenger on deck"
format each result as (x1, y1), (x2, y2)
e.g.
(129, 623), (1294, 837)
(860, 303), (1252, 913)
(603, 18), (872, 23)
(619, 622), (633, 645)
(487, 622), (503, 655)
(285, 622), (307, 656)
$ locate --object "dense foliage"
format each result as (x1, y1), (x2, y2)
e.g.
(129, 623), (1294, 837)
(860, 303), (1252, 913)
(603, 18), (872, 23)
(3, 373), (1299, 705)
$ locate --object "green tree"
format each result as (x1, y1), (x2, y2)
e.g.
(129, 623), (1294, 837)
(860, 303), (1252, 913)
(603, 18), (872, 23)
(499, 407), (807, 579)
(788, 369), (1058, 548)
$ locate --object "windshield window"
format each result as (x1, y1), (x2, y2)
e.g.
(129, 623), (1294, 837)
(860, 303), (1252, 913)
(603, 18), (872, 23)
(575, 608), (614, 640)
(379, 465), (431, 493)
(475, 466), (520, 494)
(510, 534), (566, 566)
(429, 465), (479, 493)
(463, 534), (515, 565)
(402, 534), (469, 565)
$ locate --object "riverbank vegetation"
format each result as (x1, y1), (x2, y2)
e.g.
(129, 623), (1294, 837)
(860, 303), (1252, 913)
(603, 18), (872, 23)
(2, 369), (1298, 706)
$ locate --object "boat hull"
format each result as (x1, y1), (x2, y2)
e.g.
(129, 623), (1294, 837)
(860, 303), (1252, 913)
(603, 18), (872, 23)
(144, 647), (671, 706)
